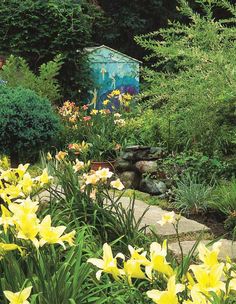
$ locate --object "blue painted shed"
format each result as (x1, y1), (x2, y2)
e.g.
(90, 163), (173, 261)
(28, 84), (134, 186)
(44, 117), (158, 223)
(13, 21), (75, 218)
(85, 45), (141, 109)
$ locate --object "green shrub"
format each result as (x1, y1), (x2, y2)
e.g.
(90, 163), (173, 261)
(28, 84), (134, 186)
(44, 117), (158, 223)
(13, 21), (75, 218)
(0, 86), (60, 164)
(1, 55), (63, 104)
(136, 0), (236, 156)
(174, 173), (213, 214)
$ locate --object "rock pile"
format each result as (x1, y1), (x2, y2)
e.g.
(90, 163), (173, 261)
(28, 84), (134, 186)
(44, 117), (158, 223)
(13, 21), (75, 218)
(116, 145), (168, 196)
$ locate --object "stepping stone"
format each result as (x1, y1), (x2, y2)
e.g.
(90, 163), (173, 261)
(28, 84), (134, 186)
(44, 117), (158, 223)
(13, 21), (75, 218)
(169, 239), (236, 261)
(116, 197), (210, 237)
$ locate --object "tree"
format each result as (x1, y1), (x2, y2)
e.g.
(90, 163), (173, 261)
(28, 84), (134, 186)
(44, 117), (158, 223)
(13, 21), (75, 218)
(0, 0), (99, 100)
(136, 0), (236, 156)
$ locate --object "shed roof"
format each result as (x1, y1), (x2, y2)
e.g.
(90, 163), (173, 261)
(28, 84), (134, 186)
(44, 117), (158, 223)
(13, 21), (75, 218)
(84, 45), (142, 64)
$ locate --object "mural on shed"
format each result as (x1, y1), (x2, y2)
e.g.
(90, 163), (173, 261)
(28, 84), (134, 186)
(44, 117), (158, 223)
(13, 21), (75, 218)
(85, 45), (141, 109)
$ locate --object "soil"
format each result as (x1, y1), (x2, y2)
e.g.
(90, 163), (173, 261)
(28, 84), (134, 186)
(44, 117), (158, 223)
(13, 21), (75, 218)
(185, 210), (229, 239)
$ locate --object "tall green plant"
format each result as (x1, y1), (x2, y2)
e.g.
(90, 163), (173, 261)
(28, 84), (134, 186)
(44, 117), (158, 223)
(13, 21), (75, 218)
(136, 0), (236, 156)
(1, 55), (63, 103)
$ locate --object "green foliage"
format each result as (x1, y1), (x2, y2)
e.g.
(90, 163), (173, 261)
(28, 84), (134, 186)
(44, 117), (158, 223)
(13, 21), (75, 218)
(1, 55), (63, 103)
(160, 151), (228, 183)
(118, 107), (160, 146)
(136, 0), (236, 156)
(174, 173), (213, 214)
(0, 86), (60, 164)
(211, 179), (236, 217)
(0, 0), (97, 99)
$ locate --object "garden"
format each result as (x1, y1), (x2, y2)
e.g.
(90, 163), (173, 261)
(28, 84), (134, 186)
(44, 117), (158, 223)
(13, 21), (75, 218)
(0, 0), (236, 303)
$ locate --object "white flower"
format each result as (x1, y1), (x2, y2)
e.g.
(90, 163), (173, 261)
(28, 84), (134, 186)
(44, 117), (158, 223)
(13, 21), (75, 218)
(95, 168), (113, 180)
(110, 179), (125, 190)
(157, 211), (176, 226)
(73, 160), (85, 172)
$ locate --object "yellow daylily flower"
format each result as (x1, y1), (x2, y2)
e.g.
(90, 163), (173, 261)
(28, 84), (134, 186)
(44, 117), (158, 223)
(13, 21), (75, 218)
(10, 197), (39, 216)
(124, 259), (146, 284)
(36, 169), (53, 185)
(190, 263), (225, 294)
(146, 240), (174, 279)
(39, 215), (67, 248)
(0, 205), (14, 233)
(147, 275), (184, 304)
(83, 173), (100, 185)
(90, 109), (99, 115)
(73, 160), (85, 173)
(60, 230), (76, 246)
(197, 241), (221, 267)
(15, 213), (40, 248)
(95, 168), (113, 180)
(4, 286), (32, 304)
(88, 243), (124, 281)
(55, 151), (68, 161)
(0, 242), (22, 255)
(19, 173), (34, 194)
(157, 212), (176, 226)
(4, 184), (24, 201)
(110, 178), (125, 190)
(103, 99), (110, 106)
(15, 164), (30, 179)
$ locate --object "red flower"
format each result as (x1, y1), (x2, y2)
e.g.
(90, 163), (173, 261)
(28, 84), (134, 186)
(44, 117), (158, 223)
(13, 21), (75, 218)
(82, 105), (89, 111)
(83, 116), (91, 121)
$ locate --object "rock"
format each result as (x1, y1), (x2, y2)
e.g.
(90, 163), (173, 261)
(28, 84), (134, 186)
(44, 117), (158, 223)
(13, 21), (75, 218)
(115, 159), (134, 171)
(169, 239), (236, 262)
(139, 179), (160, 195)
(119, 171), (140, 189)
(139, 179), (167, 195)
(125, 145), (150, 152)
(156, 181), (167, 194)
(120, 151), (135, 160)
(135, 160), (158, 173)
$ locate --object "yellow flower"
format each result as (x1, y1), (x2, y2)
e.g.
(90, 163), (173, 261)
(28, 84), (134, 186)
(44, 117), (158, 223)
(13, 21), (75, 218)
(110, 179), (125, 190)
(157, 211), (176, 226)
(103, 99), (110, 106)
(124, 259), (146, 284)
(73, 160), (85, 172)
(197, 241), (221, 267)
(19, 173), (34, 194)
(147, 276), (184, 304)
(39, 215), (67, 248)
(90, 109), (99, 115)
(88, 243), (124, 280)
(36, 169), (53, 186)
(15, 164), (30, 179)
(114, 113), (122, 118)
(0, 205), (14, 233)
(95, 168), (113, 180)
(15, 213), (40, 248)
(83, 173), (100, 185)
(4, 286), (32, 304)
(10, 197), (39, 216)
(190, 263), (225, 294)
(146, 240), (174, 279)
(55, 151), (68, 161)
(3, 184), (24, 201)
(60, 230), (76, 246)
(0, 242), (22, 255)
(46, 152), (53, 160)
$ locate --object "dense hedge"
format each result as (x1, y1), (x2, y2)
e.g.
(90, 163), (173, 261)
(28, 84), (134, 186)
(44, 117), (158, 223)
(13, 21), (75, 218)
(0, 86), (60, 164)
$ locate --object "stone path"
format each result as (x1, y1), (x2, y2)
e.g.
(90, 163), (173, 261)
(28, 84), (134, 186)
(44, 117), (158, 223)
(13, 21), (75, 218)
(169, 239), (236, 261)
(117, 197), (210, 237)
(117, 197), (236, 261)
